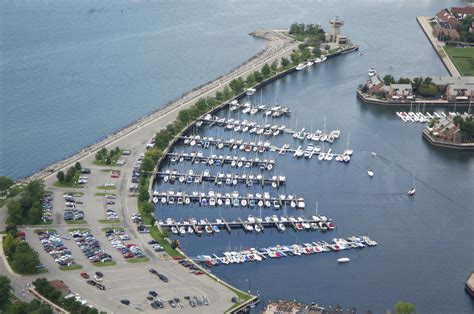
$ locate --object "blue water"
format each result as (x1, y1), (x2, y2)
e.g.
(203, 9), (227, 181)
(2, 0), (474, 312)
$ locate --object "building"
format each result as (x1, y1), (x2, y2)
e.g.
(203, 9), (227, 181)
(435, 9), (461, 29)
(388, 83), (413, 99)
(451, 6), (474, 20)
(429, 116), (461, 142)
(48, 280), (70, 296)
(445, 84), (474, 101)
(364, 75), (384, 94)
(433, 27), (461, 41)
(325, 16), (350, 46)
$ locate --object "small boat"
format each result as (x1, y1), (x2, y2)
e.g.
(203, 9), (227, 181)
(337, 257), (350, 263)
(296, 63), (307, 71)
(245, 88), (256, 96)
(368, 67), (376, 77)
(367, 170), (374, 177)
(408, 187), (416, 196)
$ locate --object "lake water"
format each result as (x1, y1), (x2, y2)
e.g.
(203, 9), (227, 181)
(2, 0), (474, 313)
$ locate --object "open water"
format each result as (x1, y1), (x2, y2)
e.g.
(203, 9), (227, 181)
(2, 0), (473, 312)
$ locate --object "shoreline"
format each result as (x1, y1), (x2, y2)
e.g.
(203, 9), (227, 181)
(21, 29), (298, 184)
(356, 90), (472, 107)
(416, 16), (461, 77)
(422, 129), (474, 151)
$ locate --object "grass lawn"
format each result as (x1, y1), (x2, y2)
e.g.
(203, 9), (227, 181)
(93, 261), (116, 267)
(59, 264), (82, 271)
(93, 161), (122, 167)
(65, 220), (88, 225)
(68, 227), (90, 232)
(444, 47), (474, 76)
(126, 257), (149, 263)
(34, 228), (56, 233)
(53, 181), (84, 189)
(149, 227), (182, 258)
(101, 227), (124, 232)
(96, 186), (116, 190)
(95, 192), (116, 197)
(64, 191), (84, 196)
(97, 219), (120, 224)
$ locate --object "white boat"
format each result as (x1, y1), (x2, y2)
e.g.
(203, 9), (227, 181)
(368, 67), (376, 77)
(337, 257), (350, 263)
(367, 170), (374, 177)
(245, 88), (256, 96)
(296, 63), (307, 71)
(408, 188), (416, 196)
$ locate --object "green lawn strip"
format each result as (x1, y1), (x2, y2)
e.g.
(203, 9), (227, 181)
(92, 261), (116, 267)
(63, 191), (84, 196)
(444, 47), (474, 76)
(65, 220), (88, 225)
(97, 219), (120, 224)
(59, 264), (83, 271)
(92, 161), (122, 167)
(96, 186), (116, 190)
(126, 257), (149, 263)
(95, 192), (116, 197)
(37, 268), (48, 274)
(34, 228), (57, 233)
(148, 227), (182, 257)
(101, 226), (125, 232)
(37, 220), (53, 225)
(53, 181), (84, 189)
(67, 227), (90, 232)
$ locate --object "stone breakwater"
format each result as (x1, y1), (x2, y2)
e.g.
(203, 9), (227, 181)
(23, 30), (298, 183)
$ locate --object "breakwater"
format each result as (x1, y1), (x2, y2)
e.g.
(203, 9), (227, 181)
(22, 29), (298, 183)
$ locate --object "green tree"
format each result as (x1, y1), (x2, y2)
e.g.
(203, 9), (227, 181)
(223, 86), (233, 99)
(0, 276), (12, 311)
(74, 162), (82, 171)
(246, 73), (255, 85)
(324, 44), (330, 51)
(300, 48), (311, 60)
(290, 51), (300, 64)
(154, 129), (173, 150)
(312, 46), (321, 57)
(261, 63), (271, 77)
(11, 242), (39, 274)
(383, 74), (395, 86)
(397, 77), (411, 84)
(280, 57), (290, 68)
(0, 176), (14, 194)
(6, 200), (23, 225)
(195, 98), (208, 112)
(56, 171), (65, 182)
(412, 77), (423, 91)
(394, 301), (416, 314)
(253, 71), (263, 83)
(418, 83), (437, 97)
(270, 60), (278, 72)
(64, 167), (76, 183)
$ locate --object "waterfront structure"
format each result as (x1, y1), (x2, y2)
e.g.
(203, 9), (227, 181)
(388, 84), (413, 100)
(427, 116), (461, 142)
(327, 16), (349, 46)
(422, 114), (474, 150)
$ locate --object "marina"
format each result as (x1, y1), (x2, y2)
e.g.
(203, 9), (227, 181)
(155, 169), (286, 188)
(197, 235), (377, 267)
(164, 152), (276, 170)
(396, 111), (472, 123)
(152, 190), (306, 209)
(228, 100), (291, 117)
(158, 214), (335, 235)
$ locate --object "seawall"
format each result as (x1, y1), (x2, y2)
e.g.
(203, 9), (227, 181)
(422, 129), (474, 151)
(356, 90), (472, 107)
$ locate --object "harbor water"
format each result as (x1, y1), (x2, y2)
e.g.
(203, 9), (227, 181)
(1, 0), (473, 312)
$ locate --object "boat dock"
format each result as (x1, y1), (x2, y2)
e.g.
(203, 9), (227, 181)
(197, 235), (378, 267)
(156, 169), (286, 187)
(152, 190), (306, 209)
(396, 111), (471, 123)
(165, 152), (276, 170)
(158, 214), (334, 236)
(228, 100), (291, 117)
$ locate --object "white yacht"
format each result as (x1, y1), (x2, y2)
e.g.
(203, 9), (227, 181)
(368, 67), (376, 77)
(296, 63), (307, 71)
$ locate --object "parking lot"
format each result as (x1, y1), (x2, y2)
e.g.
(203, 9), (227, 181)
(20, 131), (235, 312)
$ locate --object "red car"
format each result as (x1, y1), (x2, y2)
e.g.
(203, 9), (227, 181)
(80, 272), (89, 279)
(194, 271), (204, 275)
(172, 256), (183, 261)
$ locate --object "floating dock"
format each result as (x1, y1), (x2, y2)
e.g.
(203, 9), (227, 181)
(165, 152), (276, 170)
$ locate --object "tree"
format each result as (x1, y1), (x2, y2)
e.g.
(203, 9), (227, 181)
(270, 60), (278, 72)
(64, 167), (76, 183)
(56, 171), (65, 182)
(6, 200), (23, 225)
(397, 77), (411, 84)
(312, 46), (321, 57)
(0, 276), (12, 311)
(383, 74), (395, 86)
(394, 301), (416, 314)
(0, 176), (14, 194)
(300, 48), (311, 60)
(74, 162), (82, 171)
(418, 83), (437, 97)
(290, 51), (300, 64)
(215, 91), (225, 102)
(253, 71), (263, 83)
(324, 44), (330, 51)
(246, 73), (255, 86)
(11, 242), (39, 274)
(412, 77), (423, 91)
(261, 63), (271, 77)
(280, 57), (290, 68)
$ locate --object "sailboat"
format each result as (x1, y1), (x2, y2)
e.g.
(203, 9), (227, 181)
(408, 173), (416, 196)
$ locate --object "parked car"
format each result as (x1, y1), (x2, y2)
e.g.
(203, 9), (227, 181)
(80, 272), (89, 279)
(120, 300), (130, 306)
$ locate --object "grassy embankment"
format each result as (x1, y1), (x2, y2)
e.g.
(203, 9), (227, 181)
(444, 47), (474, 76)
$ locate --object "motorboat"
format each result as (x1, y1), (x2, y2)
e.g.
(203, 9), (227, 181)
(337, 257), (350, 263)
(367, 170), (374, 177)
(408, 188), (416, 196)
(368, 67), (376, 77)
(246, 88), (256, 96)
(296, 63), (307, 71)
